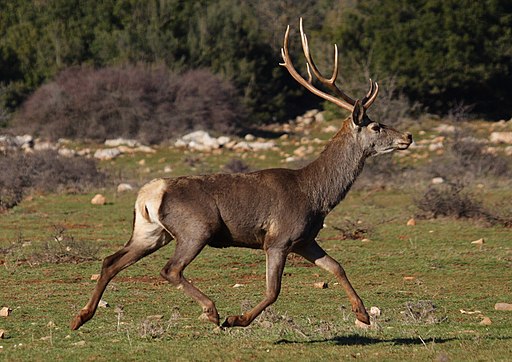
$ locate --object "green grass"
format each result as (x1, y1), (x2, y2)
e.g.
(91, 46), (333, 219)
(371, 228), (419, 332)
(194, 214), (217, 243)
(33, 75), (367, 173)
(1, 129), (512, 361)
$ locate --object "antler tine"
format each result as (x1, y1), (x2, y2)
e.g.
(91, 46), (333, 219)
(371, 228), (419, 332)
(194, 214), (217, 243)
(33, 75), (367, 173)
(362, 79), (379, 109)
(280, 22), (354, 112)
(299, 18), (356, 106)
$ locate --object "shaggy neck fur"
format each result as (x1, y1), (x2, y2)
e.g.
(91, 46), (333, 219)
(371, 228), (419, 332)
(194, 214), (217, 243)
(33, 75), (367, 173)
(298, 119), (367, 214)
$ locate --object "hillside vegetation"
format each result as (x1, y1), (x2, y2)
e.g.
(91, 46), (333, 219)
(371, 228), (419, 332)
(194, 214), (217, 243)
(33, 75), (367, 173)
(1, 0), (511, 134)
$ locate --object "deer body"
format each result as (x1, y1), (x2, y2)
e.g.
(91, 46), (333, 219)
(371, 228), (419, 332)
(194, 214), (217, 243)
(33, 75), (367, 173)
(71, 19), (412, 331)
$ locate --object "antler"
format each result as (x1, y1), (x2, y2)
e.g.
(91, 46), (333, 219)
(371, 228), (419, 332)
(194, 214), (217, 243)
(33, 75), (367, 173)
(280, 18), (379, 111)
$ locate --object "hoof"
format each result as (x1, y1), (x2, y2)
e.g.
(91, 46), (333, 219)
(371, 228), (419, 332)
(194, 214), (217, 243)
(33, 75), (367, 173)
(70, 309), (93, 330)
(222, 314), (251, 328)
(198, 312), (220, 326)
(355, 310), (370, 325)
(70, 315), (84, 330)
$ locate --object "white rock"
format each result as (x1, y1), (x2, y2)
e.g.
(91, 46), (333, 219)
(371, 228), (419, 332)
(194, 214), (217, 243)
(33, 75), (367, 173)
(34, 141), (57, 151)
(117, 183), (133, 193)
(370, 306), (381, 317)
(434, 124), (456, 133)
(58, 148), (76, 157)
(94, 148), (121, 160)
(91, 194), (106, 205)
(105, 138), (141, 147)
(15, 134), (34, 147)
(0, 307), (11, 317)
(428, 142), (444, 151)
(495, 302), (512, 311)
(217, 136), (231, 146)
(315, 112), (325, 122)
(490, 132), (512, 144)
(432, 177), (444, 184)
(247, 141), (275, 151)
(244, 134), (256, 141)
(174, 139), (187, 148)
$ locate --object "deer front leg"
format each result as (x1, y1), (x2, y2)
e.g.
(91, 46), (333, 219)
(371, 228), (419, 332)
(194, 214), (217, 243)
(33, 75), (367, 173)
(222, 248), (287, 328)
(293, 240), (370, 325)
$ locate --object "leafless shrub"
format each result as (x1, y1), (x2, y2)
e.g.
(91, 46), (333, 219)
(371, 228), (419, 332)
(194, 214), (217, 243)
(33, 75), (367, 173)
(428, 130), (510, 182)
(446, 101), (475, 122)
(331, 219), (370, 240)
(401, 300), (446, 324)
(240, 300), (307, 337)
(3, 226), (99, 266)
(223, 159), (251, 173)
(14, 65), (246, 144)
(31, 225), (99, 264)
(415, 182), (505, 224)
(0, 151), (105, 209)
(0, 151), (105, 210)
(139, 318), (165, 339)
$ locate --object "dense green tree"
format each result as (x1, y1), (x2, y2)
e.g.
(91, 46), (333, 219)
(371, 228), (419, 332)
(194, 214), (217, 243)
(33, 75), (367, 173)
(330, 0), (512, 116)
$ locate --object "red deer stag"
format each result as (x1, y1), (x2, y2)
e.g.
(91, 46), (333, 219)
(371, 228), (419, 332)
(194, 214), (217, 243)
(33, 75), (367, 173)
(71, 19), (412, 331)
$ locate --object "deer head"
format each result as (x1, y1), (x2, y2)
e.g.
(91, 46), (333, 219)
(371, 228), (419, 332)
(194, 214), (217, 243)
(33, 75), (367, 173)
(280, 18), (412, 157)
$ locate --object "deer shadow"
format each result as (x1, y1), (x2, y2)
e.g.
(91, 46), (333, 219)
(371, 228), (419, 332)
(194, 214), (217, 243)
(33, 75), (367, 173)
(276, 334), (453, 346)
(275, 334), (512, 346)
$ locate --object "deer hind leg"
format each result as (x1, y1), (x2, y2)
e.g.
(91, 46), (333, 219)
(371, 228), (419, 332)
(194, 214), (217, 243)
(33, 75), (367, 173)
(293, 240), (370, 325)
(160, 238), (220, 325)
(71, 206), (172, 330)
(222, 247), (287, 328)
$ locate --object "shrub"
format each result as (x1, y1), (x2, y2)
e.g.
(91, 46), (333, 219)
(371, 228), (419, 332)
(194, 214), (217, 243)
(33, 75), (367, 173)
(428, 129), (510, 182)
(414, 181), (510, 226)
(0, 151), (105, 210)
(223, 159), (251, 174)
(14, 65), (246, 144)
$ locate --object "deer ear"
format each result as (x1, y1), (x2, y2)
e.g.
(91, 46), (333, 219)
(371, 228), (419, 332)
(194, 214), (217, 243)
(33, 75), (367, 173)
(351, 100), (365, 128)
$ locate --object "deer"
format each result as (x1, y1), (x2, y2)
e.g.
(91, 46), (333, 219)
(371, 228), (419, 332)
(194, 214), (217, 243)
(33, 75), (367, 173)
(71, 18), (412, 331)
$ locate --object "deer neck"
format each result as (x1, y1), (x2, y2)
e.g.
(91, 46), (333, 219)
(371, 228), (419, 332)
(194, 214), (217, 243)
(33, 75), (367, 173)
(298, 122), (367, 214)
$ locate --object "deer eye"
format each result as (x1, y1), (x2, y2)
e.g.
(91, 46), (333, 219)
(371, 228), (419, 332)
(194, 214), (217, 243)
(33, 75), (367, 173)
(369, 123), (381, 133)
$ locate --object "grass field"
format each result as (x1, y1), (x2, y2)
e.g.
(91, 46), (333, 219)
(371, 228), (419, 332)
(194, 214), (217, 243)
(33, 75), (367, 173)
(1, 118), (512, 361)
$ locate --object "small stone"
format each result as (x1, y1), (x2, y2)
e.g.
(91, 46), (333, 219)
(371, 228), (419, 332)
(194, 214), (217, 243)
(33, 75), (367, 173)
(98, 300), (109, 308)
(471, 238), (485, 245)
(369, 306), (381, 317)
(490, 132), (512, 144)
(73, 340), (86, 347)
(313, 281), (328, 289)
(91, 194), (106, 205)
(494, 303), (512, 311)
(94, 148), (121, 160)
(403, 276), (416, 281)
(407, 218), (416, 226)
(0, 307), (11, 317)
(232, 283), (244, 288)
(480, 316), (492, 325)
(117, 183), (133, 193)
(431, 177), (444, 184)
(244, 134), (255, 141)
(90, 274), (100, 281)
